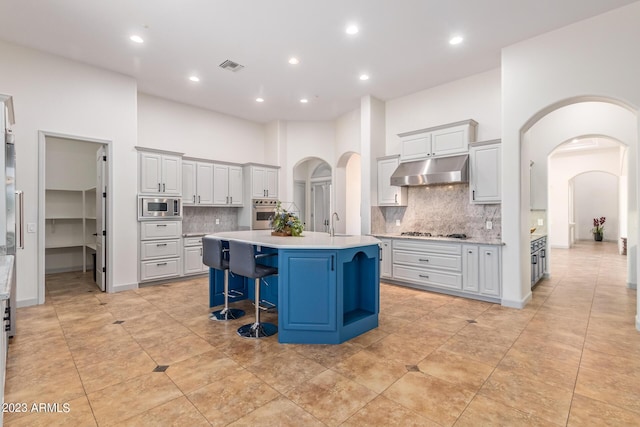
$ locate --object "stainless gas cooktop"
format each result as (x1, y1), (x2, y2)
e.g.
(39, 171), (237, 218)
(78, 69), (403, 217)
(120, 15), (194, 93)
(400, 231), (468, 239)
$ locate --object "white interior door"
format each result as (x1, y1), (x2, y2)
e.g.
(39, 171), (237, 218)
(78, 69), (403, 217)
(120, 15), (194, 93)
(312, 181), (331, 232)
(96, 146), (107, 291)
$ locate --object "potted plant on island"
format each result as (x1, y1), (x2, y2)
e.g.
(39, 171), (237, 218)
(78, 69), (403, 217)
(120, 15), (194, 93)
(592, 216), (605, 241)
(270, 201), (304, 237)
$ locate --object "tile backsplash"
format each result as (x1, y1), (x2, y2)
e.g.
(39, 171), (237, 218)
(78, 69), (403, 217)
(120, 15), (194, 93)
(182, 206), (239, 233)
(371, 184), (501, 240)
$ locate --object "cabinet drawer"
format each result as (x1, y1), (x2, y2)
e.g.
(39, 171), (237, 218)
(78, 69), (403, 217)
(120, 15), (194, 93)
(140, 258), (180, 281)
(393, 250), (461, 271)
(184, 237), (203, 247)
(140, 221), (182, 240)
(140, 240), (180, 260)
(393, 265), (462, 290)
(393, 239), (462, 255)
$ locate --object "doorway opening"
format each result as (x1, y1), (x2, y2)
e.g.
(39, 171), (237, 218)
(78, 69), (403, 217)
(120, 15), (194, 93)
(39, 133), (111, 302)
(336, 152), (362, 235)
(292, 157), (332, 232)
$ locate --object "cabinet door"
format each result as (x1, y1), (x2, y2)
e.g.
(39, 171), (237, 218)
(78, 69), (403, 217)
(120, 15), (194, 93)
(431, 125), (469, 157)
(479, 246), (501, 296)
(228, 165), (243, 205)
(195, 162), (214, 205)
(251, 167), (266, 198)
(182, 160), (196, 204)
(401, 133), (431, 161)
(377, 157), (406, 206)
(213, 164), (229, 205)
(470, 144), (501, 204)
(161, 155), (182, 195)
(462, 245), (479, 292)
(265, 168), (278, 198)
(139, 152), (162, 194)
(184, 246), (204, 275)
(380, 239), (392, 279)
(280, 250), (337, 331)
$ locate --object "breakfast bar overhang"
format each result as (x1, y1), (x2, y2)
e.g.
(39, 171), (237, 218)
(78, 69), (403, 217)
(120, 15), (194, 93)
(205, 230), (381, 344)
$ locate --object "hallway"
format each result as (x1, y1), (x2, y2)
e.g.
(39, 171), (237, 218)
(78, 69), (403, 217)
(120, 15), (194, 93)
(3, 241), (640, 426)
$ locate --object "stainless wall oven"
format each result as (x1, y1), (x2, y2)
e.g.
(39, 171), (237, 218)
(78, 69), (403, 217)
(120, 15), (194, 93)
(251, 198), (278, 230)
(138, 196), (182, 220)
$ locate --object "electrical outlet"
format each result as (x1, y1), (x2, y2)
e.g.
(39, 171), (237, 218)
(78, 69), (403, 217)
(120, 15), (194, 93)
(215, 218), (220, 225)
(395, 219), (401, 226)
(537, 218), (544, 226)
(27, 223), (36, 233)
(486, 220), (493, 230)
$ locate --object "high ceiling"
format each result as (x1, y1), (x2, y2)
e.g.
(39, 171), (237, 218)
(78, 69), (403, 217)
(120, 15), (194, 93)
(0, 0), (635, 123)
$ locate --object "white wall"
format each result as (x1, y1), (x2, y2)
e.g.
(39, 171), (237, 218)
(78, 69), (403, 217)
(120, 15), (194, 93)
(502, 2), (640, 310)
(385, 68), (501, 156)
(137, 93), (265, 163)
(574, 172), (619, 241)
(0, 40), (138, 305)
(549, 146), (626, 248)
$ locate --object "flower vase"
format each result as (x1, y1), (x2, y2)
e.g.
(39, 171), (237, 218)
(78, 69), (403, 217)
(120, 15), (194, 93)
(594, 232), (603, 242)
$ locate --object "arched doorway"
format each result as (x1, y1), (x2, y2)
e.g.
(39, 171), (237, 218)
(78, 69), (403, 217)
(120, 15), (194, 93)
(336, 152), (362, 235)
(520, 99), (637, 315)
(292, 157), (332, 232)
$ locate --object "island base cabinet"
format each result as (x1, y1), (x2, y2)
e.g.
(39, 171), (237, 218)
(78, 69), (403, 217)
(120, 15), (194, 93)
(278, 245), (379, 344)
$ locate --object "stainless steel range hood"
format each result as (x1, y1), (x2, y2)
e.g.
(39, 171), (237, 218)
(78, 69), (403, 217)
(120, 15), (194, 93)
(390, 154), (469, 186)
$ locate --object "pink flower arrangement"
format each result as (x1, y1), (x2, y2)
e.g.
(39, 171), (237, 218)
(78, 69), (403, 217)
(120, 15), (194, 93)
(592, 216), (606, 235)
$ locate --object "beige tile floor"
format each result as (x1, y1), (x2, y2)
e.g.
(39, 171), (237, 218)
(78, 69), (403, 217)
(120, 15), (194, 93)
(4, 241), (640, 426)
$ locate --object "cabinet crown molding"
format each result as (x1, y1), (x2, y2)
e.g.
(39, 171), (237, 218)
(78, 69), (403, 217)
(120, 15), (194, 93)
(397, 119), (478, 138)
(135, 146), (184, 156)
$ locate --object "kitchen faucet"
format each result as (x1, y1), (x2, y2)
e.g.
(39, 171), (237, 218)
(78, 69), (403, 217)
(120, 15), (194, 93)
(330, 212), (340, 237)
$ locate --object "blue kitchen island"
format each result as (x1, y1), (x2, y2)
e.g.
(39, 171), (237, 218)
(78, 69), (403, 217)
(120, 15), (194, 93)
(205, 230), (381, 344)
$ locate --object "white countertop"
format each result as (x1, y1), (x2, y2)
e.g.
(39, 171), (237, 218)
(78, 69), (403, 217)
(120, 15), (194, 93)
(372, 233), (504, 246)
(0, 255), (14, 300)
(206, 230), (380, 249)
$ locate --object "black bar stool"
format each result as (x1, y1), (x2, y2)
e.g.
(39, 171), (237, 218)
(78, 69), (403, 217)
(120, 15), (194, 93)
(202, 237), (245, 321)
(229, 240), (278, 338)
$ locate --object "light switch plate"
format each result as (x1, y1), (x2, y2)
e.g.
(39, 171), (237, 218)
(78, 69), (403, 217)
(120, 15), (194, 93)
(486, 221), (493, 230)
(537, 218), (544, 226)
(215, 218), (220, 224)
(27, 223), (36, 233)
(395, 219), (401, 226)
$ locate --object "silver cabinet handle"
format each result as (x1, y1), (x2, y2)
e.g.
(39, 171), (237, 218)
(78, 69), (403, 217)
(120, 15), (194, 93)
(230, 196), (232, 204)
(16, 191), (24, 249)
(193, 195), (195, 203)
(472, 190), (475, 200)
(163, 183), (166, 192)
(156, 243), (167, 247)
(395, 194), (398, 204)
(198, 195), (201, 203)
(157, 262), (167, 266)
(418, 258), (429, 262)
(158, 183), (161, 192)
(200, 247), (202, 256)
(468, 250), (473, 254)
(486, 252), (491, 256)
(156, 224), (167, 227)
(419, 274), (430, 279)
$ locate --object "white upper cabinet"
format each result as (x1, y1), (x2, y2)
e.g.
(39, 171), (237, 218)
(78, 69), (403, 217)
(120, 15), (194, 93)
(377, 156), (407, 206)
(249, 165), (279, 199)
(399, 119), (478, 162)
(182, 160), (214, 205)
(213, 163), (244, 206)
(469, 140), (501, 204)
(139, 150), (182, 195)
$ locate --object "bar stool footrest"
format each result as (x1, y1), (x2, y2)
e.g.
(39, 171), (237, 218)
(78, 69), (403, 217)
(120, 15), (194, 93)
(253, 299), (277, 312)
(227, 289), (244, 299)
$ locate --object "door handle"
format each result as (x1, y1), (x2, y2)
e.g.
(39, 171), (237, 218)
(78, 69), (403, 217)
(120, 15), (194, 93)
(156, 224), (167, 227)
(379, 246), (382, 261)
(156, 262), (167, 266)
(198, 195), (201, 203)
(472, 190), (475, 201)
(226, 196), (229, 204)
(331, 255), (334, 271)
(532, 254), (537, 264)
(395, 194), (398, 204)
(230, 196), (232, 204)
(419, 274), (430, 279)
(193, 195), (195, 203)
(156, 243), (167, 247)
(418, 258), (429, 262)
(158, 183), (161, 192)
(163, 183), (166, 192)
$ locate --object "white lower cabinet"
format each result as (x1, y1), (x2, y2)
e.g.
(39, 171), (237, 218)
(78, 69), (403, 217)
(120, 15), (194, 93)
(388, 238), (502, 302)
(380, 238), (392, 279)
(139, 221), (182, 282)
(183, 237), (206, 275)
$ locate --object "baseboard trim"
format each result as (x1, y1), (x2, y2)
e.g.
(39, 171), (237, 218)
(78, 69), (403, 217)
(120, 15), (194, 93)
(45, 266), (90, 274)
(112, 282), (138, 293)
(16, 298), (39, 308)
(501, 291), (532, 309)
(627, 282), (637, 290)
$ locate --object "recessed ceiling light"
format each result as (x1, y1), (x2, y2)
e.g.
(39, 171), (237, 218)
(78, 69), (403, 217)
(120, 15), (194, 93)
(188, 76), (200, 82)
(359, 74), (370, 81)
(256, 97), (264, 103)
(345, 25), (359, 35)
(288, 57), (300, 65)
(300, 98), (309, 104)
(130, 35), (144, 44)
(449, 35), (464, 45)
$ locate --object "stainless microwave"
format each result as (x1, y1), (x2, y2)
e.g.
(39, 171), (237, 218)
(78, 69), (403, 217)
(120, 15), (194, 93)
(138, 196), (182, 220)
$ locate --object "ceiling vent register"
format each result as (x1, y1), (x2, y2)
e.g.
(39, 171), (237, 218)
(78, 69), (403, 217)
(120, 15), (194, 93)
(219, 60), (245, 72)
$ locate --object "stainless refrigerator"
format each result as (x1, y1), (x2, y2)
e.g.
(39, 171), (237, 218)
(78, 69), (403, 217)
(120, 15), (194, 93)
(1, 94), (20, 338)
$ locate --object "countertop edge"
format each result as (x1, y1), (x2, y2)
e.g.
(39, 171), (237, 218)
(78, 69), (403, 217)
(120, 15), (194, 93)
(371, 233), (505, 246)
(206, 230), (381, 249)
(0, 255), (15, 300)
